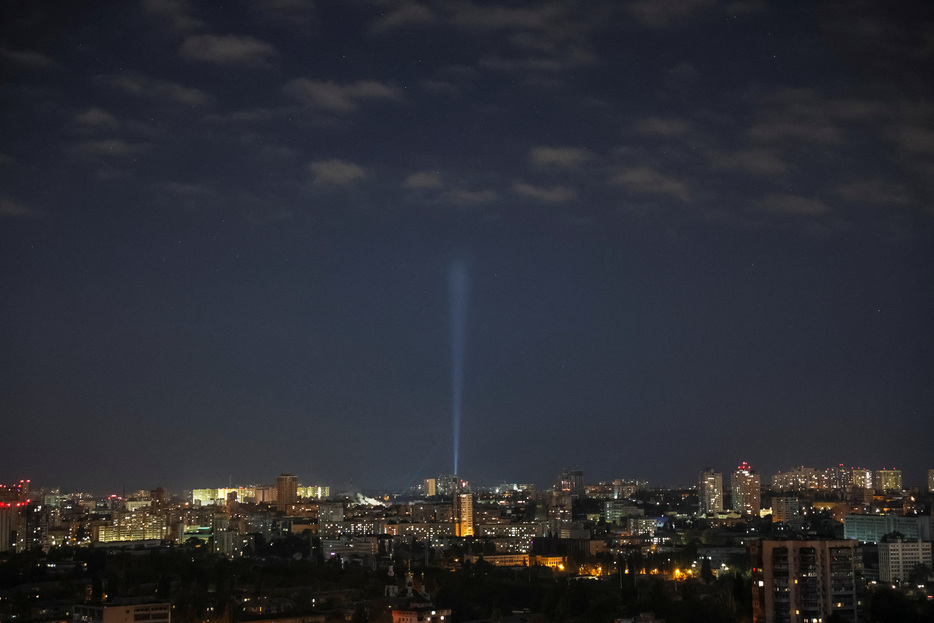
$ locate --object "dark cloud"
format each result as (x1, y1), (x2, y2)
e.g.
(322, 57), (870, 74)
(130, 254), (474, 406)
(626, 0), (762, 28)
(371, 2), (436, 32)
(284, 79), (401, 112)
(203, 107), (297, 125)
(309, 159), (368, 185)
(439, 189), (498, 205)
(252, 0), (317, 25)
(75, 108), (120, 129)
(760, 193), (831, 216)
(449, 2), (566, 31)
(818, 0), (934, 97)
(95, 73), (211, 106)
(529, 146), (593, 168)
(0, 197), (40, 218)
(404, 171), (443, 189)
(708, 148), (787, 176)
(73, 139), (147, 157)
(626, 0), (718, 27)
(890, 124), (934, 154)
(611, 165), (691, 202)
(0, 48), (56, 69)
(513, 182), (576, 203)
(142, 0), (204, 34)
(835, 179), (913, 206)
(479, 47), (596, 73)
(635, 117), (692, 137)
(149, 181), (220, 211)
(419, 79), (460, 96)
(179, 34), (278, 65)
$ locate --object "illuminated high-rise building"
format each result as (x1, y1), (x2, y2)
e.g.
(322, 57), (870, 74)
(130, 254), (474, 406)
(698, 469), (723, 516)
(96, 510), (168, 543)
(0, 503), (19, 552)
(276, 474), (298, 512)
(436, 474), (457, 496)
(192, 488), (219, 506)
(832, 464), (852, 489)
(771, 466), (850, 492)
(558, 468), (585, 500)
(150, 487), (167, 512)
(454, 492), (474, 537)
(423, 478), (437, 497)
(0, 480), (30, 504)
(254, 484), (276, 504)
(612, 479), (647, 499)
(873, 469), (902, 492)
(771, 467), (819, 491)
(929, 469), (934, 494)
(851, 468), (873, 489)
(297, 485), (329, 499)
(731, 462), (761, 516)
(771, 497), (799, 524)
(16, 502), (44, 552)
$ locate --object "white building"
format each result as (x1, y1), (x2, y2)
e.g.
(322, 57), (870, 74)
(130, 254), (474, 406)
(73, 600), (170, 623)
(844, 514), (932, 544)
(698, 469), (723, 516)
(628, 517), (657, 536)
(878, 537), (932, 584)
(731, 462), (761, 516)
(604, 501), (642, 524)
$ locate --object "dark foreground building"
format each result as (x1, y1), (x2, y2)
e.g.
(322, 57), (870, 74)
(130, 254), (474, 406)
(750, 540), (863, 623)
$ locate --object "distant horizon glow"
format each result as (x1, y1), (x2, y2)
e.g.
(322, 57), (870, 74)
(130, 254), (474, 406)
(449, 259), (469, 476)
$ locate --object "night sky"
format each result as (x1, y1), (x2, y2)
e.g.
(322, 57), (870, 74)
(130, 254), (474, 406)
(2, 1), (932, 494)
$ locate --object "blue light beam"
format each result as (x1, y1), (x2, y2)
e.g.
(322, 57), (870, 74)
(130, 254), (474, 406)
(449, 260), (469, 475)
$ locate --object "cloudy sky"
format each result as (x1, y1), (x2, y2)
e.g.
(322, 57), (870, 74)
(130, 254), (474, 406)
(2, 0), (932, 494)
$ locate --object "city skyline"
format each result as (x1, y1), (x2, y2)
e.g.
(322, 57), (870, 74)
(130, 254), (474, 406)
(2, 1), (932, 493)
(5, 461), (931, 498)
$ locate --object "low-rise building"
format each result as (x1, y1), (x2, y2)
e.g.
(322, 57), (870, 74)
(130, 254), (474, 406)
(843, 514), (931, 544)
(464, 553), (529, 566)
(878, 537), (932, 584)
(73, 600), (170, 623)
(391, 605), (451, 623)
